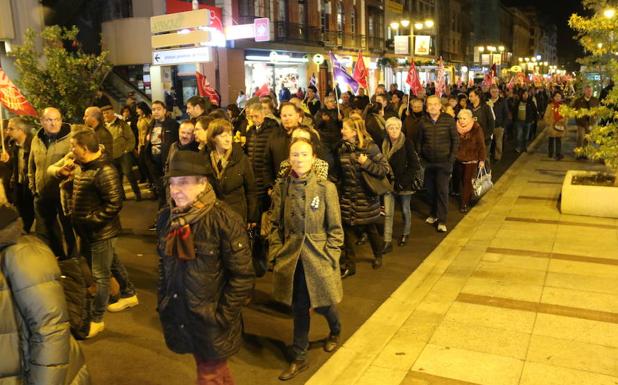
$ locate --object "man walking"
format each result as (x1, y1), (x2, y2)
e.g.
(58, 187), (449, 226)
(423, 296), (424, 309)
(157, 150), (254, 384)
(102, 105), (141, 201)
(487, 86), (510, 161)
(572, 85), (600, 158)
(416, 95), (459, 233)
(83, 106), (114, 156)
(53, 128), (138, 338)
(28, 107), (77, 259)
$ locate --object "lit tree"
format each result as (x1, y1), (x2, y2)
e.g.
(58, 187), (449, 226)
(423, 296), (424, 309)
(9, 25), (111, 122)
(564, 0), (618, 174)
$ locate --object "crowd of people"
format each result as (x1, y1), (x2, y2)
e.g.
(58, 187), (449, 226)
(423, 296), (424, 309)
(0, 75), (600, 384)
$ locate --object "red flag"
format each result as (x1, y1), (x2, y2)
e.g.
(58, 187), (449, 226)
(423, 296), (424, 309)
(0, 67), (38, 117)
(195, 71), (220, 106)
(406, 61), (423, 97)
(254, 83), (270, 97)
(352, 50), (369, 90)
(482, 64), (497, 88)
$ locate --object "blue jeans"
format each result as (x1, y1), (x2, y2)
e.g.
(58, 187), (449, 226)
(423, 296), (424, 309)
(515, 121), (531, 151)
(84, 237), (136, 322)
(383, 192), (412, 243)
(291, 261), (341, 361)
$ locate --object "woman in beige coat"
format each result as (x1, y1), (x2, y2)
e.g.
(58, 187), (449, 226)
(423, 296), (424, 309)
(269, 137), (344, 381)
(544, 91), (567, 160)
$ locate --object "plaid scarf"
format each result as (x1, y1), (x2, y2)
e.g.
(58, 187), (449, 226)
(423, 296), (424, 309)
(165, 184), (217, 261)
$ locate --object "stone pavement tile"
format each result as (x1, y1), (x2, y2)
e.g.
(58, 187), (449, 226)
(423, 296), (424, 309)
(353, 365), (408, 385)
(401, 371), (481, 385)
(444, 302), (536, 334)
(429, 319), (531, 359)
(533, 313), (618, 348)
(411, 344), (523, 385)
(559, 213), (618, 227)
(489, 237), (555, 254)
(541, 286), (618, 314)
(461, 275), (544, 303)
(552, 240), (618, 260)
(471, 263), (547, 287)
(304, 347), (373, 385)
(526, 334), (618, 377)
(548, 259), (618, 280)
(519, 362), (618, 385)
(507, 205), (562, 220)
(545, 270), (618, 295)
(481, 252), (549, 272)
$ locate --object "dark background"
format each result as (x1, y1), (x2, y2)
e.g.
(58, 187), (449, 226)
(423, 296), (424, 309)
(503, 0), (588, 70)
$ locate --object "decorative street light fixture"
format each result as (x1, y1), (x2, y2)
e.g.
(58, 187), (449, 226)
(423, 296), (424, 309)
(400, 19), (410, 28)
(604, 8), (616, 19)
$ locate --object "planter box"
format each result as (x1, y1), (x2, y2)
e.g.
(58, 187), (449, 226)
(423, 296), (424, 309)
(561, 170), (618, 218)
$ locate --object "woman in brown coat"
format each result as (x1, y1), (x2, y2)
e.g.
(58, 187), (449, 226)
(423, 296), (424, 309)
(544, 91), (567, 160)
(453, 109), (486, 212)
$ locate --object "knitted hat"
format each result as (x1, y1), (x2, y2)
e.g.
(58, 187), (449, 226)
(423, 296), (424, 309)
(167, 151), (212, 178)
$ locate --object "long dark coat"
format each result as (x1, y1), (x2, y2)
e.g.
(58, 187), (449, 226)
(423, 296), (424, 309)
(269, 171), (344, 308)
(336, 140), (390, 226)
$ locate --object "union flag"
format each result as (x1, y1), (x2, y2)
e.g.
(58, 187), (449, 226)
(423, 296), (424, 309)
(0, 67), (38, 117)
(195, 71), (220, 106)
(353, 50), (369, 90)
(406, 61), (423, 97)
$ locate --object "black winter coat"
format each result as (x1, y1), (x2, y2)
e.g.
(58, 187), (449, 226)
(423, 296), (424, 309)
(416, 113), (459, 165)
(71, 155), (123, 242)
(490, 97), (510, 128)
(157, 201), (255, 361)
(365, 113), (385, 148)
(385, 138), (421, 192)
(472, 102), (496, 140)
(336, 140), (390, 226)
(264, 126), (292, 188)
(314, 107), (341, 150)
(146, 117), (179, 164)
(512, 99), (539, 124)
(209, 144), (258, 224)
(245, 117), (278, 195)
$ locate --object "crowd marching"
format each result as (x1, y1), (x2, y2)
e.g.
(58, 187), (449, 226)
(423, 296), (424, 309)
(0, 73), (604, 385)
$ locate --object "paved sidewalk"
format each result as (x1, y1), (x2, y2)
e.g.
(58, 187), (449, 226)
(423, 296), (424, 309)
(307, 130), (618, 385)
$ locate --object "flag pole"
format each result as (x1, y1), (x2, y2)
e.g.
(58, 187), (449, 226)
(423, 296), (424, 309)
(0, 104), (5, 155)
(329, 53), (341, 118)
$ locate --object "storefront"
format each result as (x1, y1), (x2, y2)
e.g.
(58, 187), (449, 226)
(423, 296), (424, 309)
(244, 50), (310, 98)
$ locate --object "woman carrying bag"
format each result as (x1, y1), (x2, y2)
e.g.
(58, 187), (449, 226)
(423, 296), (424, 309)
(269, 138), (344, 381)
(382, 117), (421, 253)
(544, 91), (567, 161)
(336, 116), (391, 277)
(453, 109), (486, 213)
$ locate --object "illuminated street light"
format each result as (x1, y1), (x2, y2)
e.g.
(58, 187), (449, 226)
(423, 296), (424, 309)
(425, 19), (434, 28)
(598, 42), (604, 48)
(400, 19), (410, 28)
(414, 22), (424, 30)
(498, 46), (505, 52)
(487, 46), (496, 52)
(524, 57), (530, 62)
(390, 21), (400, 30)
(478, 46), (485, 52)
(604, 8), (616, 19)
(536, 55), (542, 60)
(518, 57), (523, 62)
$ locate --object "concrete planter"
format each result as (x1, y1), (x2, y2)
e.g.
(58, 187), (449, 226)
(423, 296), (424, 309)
(561, 170), (618, 218)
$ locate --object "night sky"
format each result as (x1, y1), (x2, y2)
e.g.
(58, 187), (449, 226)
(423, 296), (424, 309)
(502, 0), (586, 70)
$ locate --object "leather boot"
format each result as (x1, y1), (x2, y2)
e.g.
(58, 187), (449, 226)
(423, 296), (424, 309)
(278, 360), (308, 381)
(324, 334), (340, 352)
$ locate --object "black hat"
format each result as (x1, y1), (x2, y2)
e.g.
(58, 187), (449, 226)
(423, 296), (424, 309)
(167, 151), (212, 178)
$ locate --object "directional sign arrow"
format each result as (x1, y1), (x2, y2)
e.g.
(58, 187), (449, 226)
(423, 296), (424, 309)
(154, 54), (161, 62)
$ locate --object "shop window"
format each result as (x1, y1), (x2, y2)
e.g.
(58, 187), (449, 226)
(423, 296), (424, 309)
(351, 6), (356, 34)
(298, 0), (305, 26)
(337, 1), (343, 32)
(254, 0), (268, 17)
(278, 0), (286, 21)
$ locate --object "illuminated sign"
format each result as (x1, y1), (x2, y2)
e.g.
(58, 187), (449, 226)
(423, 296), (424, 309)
(152, 47), (211, 65)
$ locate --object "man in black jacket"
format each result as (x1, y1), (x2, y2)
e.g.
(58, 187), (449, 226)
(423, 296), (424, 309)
(264, 103), (301, 188)
(314, 95), (342, 153)
(83, 106), (114, 159)
(416, 95), (459, 233)
(157, 150), (254, 384)
(469, 89), (495, 168)
(54, 128), (138, 338)
(488, 86), (510, 161)
(145, 100), (179, 207)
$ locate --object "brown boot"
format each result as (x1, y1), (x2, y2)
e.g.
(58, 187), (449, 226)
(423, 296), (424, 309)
(278, 360), (308, 381)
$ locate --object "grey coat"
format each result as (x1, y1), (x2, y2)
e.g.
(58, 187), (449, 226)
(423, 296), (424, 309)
(268, 171), (344, 308)
(0, 217), (90, 385)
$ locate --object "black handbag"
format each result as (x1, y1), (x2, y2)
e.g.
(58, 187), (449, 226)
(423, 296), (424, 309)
(362, 170), (393, 196)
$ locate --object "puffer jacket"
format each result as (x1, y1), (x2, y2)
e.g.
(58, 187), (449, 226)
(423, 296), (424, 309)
(416, 113), (459, 164)
(28, 124), (71, 199)
(70, 154), (123, 242)
(245, 117), (278, 196)
(156, 200), (255, 361)
(0, 212), (91, 385)
(336, 140), (390, 226)
(209, 144), (258, 224)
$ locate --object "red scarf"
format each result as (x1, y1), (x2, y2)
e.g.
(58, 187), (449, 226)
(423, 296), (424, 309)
(552, 101), (563, 123)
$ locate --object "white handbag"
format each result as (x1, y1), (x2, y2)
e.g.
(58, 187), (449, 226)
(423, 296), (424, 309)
(472, 166), (493, 200)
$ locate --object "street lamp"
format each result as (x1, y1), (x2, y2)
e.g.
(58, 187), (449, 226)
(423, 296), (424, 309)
(414, 22), (424, 30)
(400, 19), (410, 28)
(498, 46), (505, 52)
(604, 8), (616, 19)
(390, 21), (400, 31)
(424, 19), (434, 28)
